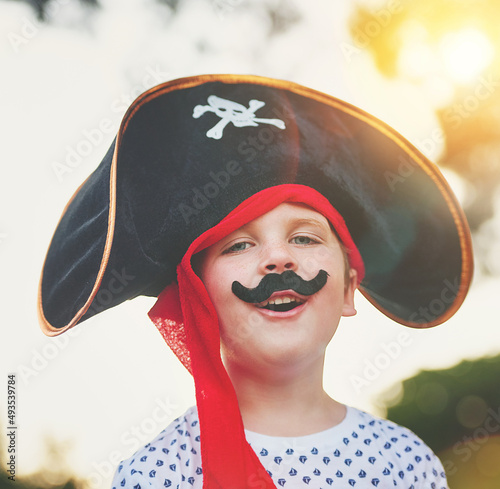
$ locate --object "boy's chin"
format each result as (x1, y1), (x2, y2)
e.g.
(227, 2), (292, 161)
(222, 337), (331, 376)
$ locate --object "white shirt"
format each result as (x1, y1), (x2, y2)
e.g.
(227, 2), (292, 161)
(111, 405), (448, 488)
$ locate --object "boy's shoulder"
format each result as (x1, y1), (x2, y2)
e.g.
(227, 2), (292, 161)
(347, 406), (444, 463)
(346, 407), (448, 484)
(349, 405), (425, 441)
(111, 406), (203, 489)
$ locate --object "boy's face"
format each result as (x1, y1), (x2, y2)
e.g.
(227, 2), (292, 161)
(197, 202), (357, 376)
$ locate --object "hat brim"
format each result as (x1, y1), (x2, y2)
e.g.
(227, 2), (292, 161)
(38, 74), (473, 335)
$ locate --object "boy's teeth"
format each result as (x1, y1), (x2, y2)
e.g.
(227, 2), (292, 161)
(265, 296), (298, 306)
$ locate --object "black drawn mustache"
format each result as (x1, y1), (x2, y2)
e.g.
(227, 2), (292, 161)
(231, 270), (329, 304)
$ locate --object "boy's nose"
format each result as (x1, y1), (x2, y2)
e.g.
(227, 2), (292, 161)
(260, 244), (297, 273)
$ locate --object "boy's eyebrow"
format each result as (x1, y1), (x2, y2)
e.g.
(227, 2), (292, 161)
(237, 217), (328, 233)
(239, 217), (330, 233)
(288, 217), (330, 231)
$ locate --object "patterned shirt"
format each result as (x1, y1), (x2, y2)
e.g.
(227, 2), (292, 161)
(111, 405), (448, 488)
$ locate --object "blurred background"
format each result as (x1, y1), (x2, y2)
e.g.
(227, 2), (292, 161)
(1, 0), (499, 487)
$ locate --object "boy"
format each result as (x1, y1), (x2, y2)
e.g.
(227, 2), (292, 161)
(38, 75), (473, 488)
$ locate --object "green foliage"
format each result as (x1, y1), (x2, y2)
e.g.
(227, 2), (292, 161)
(384, 354), (500, 453)
(0, 434), (86, 489)
(0, 476), (82, 489)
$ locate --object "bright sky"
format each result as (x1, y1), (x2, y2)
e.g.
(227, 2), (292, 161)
(1, 0), (499, 487)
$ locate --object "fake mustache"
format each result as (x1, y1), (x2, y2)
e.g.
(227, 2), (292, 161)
(231, 270), (329, 304)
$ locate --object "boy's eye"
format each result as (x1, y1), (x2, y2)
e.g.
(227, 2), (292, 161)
(291, 235), (318, 245)
(223, 241), (252, 254)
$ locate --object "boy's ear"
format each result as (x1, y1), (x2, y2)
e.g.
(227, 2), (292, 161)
(342, 268), (358, 317)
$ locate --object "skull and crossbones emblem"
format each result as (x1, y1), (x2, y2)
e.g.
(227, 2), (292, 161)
(193, 95), (286, 139)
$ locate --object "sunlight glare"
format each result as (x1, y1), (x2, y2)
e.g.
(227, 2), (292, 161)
(439, 28), (494, 84)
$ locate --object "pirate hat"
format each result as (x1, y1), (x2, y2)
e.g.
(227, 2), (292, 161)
(38, 74), (472, 335)
(38, 74), (473, 489)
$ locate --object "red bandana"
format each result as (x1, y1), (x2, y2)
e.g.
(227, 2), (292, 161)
(148, 184), (365, 488)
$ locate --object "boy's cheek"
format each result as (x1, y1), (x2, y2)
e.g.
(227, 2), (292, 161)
(219, 306), (262, 341)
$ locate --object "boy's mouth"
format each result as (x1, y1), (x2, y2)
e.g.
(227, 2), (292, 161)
(257, 294), (306, 312)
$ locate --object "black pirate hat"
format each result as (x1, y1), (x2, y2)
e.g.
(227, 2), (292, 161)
(38, 74), (473, 335)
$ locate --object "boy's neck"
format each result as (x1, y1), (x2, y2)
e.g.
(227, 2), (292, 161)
(225, 357), (346, 437)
